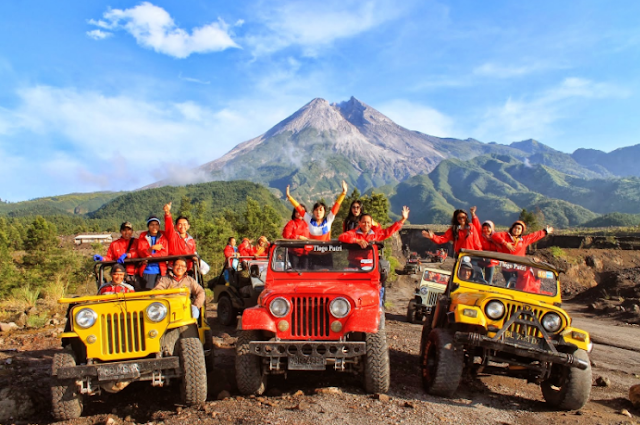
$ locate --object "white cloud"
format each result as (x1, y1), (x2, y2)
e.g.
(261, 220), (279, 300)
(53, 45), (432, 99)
(178, 73), (210, 85)
(89, 2), (240, 58)
(0, 85), (302, 199)
(474, 77), (630, 143)
(86, 29), (112, 40)
(376, 99), (456, 138)
(245, 0), (407, 56)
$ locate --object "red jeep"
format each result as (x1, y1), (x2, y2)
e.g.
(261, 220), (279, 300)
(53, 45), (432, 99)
(235, 240), (390, 395)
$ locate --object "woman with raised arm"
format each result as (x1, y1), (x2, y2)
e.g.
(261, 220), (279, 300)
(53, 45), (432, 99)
(422, 208), (482, 257)
(339, 206), (410, 247)
(286, 181), (348, 241)
(492, 220), (553, 256)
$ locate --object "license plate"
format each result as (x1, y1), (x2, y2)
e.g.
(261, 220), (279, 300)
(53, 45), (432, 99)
(288, 355), (326, 371)
(504, 330), (540, 346)
(97, 363), (141, 381)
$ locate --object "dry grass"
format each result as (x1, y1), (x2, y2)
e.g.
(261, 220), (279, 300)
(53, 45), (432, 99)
(10, 286), (41, 309)
(44, 275), (68, 303)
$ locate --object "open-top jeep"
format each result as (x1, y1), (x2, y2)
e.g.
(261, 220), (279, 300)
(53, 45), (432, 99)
(209, 256), (268, 326)
(235, 240), (389, 395)
(407, 267), (451, 324)
(51, 256), (212, 420)
(420, 249), (592, 410)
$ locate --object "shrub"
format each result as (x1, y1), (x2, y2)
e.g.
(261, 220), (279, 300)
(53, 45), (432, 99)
(44, 276), (68, 302)
(13, 285), (41, 308)
(548, 246), (566, 258)
(27, 313), (49, 328)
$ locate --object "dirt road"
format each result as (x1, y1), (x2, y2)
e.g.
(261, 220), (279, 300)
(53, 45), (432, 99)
(1, 269), (640, 424)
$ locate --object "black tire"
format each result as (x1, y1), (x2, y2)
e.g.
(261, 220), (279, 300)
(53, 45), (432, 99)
(421, 328), (464, 397)
(217, 295), (237, 326)
(51, 350), (83, 421)
(364, 315), (390, 394)
(236, 330), (267, 395)
(178, 337), (208, 405)
(407, 300), (417, 323)
(203, 329), (215, 373)
(541, 349), (592, 410)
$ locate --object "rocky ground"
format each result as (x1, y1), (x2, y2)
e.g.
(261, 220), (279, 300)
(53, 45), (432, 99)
(1, 248), (640, 424)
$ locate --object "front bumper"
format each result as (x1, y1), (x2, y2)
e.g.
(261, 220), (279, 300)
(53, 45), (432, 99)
(55, 357), (180, 381)
(249, 341), (366, 371)
(454, 332), (589, 370)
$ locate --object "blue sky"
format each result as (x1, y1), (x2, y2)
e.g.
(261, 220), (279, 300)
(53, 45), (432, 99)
(0, 1), (638, 201)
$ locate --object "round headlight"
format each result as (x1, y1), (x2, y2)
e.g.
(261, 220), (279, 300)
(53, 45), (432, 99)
(541, 313), (562, 333)
(146, 302), (168, 322)
(419, 286), (429, 295)
(269, 297), (290, 318)
(329, 297), (351, 318)
(485, 301), (505, 320)
(75, 308), (97, 329)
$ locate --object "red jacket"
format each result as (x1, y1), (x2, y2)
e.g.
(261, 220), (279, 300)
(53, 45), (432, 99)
(238, 239), (255, 256)
(136, 231), (169, 276)
(472, 216), (500, 252)
(492, 230), (548, 256)
(431, 226), (482, 254)
(164, 214), (197, 269)
(98, 282), (135, 295)
(104, 237), (139, 275)
(283, 218), (310, 240)
(338, 221), (403, 244)
(224, 244), (237, 261)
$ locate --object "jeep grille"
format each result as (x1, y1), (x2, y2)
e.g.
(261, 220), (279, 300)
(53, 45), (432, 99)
(291, 297), (331, 337)
(424, 288), (443, 307)
(101, 311), (146, 354)
(503, 302), (546, 338)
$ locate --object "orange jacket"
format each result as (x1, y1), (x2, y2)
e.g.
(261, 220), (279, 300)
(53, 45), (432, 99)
(338, 221), (403, 244)
(238, 239), (255, 256)
(136, 231), (169, 276)
(103, 237), (139, 275)
(492, 230), (548, 256)
(431, 226), (482, 254)
(283, 218), (310, 240)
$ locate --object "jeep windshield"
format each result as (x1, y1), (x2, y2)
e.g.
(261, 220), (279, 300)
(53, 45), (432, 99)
(271, 242), (376, 272)
(456, 254), (558, 297)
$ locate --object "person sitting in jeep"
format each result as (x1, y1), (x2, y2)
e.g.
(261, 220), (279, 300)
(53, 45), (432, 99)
(98, 263), (135, 295)
(137, 215), (169, 290)
(457, 261), (487, 284)
(338, 206), (410, 249)
(98, 221), (139, 281)
(153, 257), (205, 319)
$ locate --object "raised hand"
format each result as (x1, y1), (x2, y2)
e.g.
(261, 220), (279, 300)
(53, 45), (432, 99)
(341, 180), (348, 194)
(470, 206), (477, 216)
(421, 230), (434, 239)
(546, 225), (554, 234)
(163, 202), (172, 214)
(286, 185), (290, 197)
(401, 206), (410, 221)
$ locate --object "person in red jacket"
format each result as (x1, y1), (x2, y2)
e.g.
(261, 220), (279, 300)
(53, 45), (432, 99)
(163, 202), (197, 269)
(254, 236), (270, 256)
(237, 238), (254, 256)
(102, 221), (139, 279)
(137, 215), (169, 290)
(469, 206), (499, 284)
(422, 209), (482, 256)
(224, 237), (238, 260)
(339, 206), (409, 248)
(286, 181), (348, 241)
(283, 205), (310, 240)
(492, 220), (553, 256)
(98, 264), (135, 295)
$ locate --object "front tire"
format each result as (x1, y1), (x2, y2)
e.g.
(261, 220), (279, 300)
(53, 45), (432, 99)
(364, 315), (390, 394)
(236, 331), (267, 395)
(178, 337), (208, 405)
(541, 349), (592, 410)
(51, 350), (83, 421)
(421, 328), (464, 397)
(407, 300), (417, 323)
(217, 295), (237, 326)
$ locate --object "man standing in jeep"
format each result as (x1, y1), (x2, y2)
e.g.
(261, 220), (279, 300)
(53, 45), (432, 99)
(137, 216), (169, 289)
(338, 206), (410, 247)
(163, 202), (197, 269)
(101, 221), (138, 283)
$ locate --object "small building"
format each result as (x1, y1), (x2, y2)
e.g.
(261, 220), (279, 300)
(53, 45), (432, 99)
(74, 234), (113, 245)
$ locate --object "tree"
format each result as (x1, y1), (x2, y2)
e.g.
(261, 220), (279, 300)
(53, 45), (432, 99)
(23, 216), (58, 265)
(518, 208), (542, 232)
(236, 197), (282, 241)
(177, 195), (193, 222)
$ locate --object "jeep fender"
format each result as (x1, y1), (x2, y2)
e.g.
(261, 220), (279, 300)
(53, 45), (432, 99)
(560, 326), (591, 352)
(448, 305), (487, 328)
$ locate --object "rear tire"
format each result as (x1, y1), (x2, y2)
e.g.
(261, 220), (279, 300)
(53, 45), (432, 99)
(541, 349), (592, 410)
(364, 315), (390, 394)
(406, 300), (417, 323)
(178, 337), (208, 405)
(217, 295), (237, 326)
(421, 328), (464, 397)
(236, 330), (267, 395)
(51, 350), (83, 421)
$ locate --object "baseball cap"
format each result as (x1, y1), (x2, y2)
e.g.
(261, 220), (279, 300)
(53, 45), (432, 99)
(120, 221), (133, 231)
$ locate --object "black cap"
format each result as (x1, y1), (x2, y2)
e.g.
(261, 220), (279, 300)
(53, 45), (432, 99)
(110, 263), (126, 275)
(120, 221), (133, 231)
(146, 216), (160, 226)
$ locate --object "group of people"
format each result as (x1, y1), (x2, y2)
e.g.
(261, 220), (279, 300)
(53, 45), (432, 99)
(421, 206), (553, 290)
(95, 202), (204, 318)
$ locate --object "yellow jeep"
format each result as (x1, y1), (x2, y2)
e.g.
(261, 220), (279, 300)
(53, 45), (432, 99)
(420, 249), (592, 410)
(50, 256), (213, 421)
